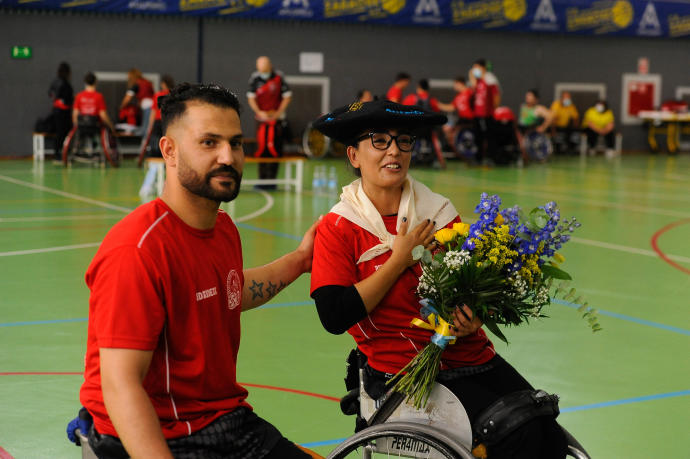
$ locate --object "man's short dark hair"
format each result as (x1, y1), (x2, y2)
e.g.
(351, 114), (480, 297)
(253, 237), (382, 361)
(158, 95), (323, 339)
(454, 76), (466, 85)
(474, 58), (487, 68)
(161, 83), (241, 134)
(418, 79), (430, 91)
(84, 72), (96, 86)
(395, 72), (411, 82)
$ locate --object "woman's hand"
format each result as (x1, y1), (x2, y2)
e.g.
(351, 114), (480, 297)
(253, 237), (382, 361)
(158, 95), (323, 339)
(451, 305), (483, 337)
(391, 218), (436, 268)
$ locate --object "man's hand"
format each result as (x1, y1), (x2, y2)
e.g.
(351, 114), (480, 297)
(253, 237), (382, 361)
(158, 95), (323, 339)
(390, 219), (436, 268)
(451, 305), (483, 337)
(295, 216), (322, 273)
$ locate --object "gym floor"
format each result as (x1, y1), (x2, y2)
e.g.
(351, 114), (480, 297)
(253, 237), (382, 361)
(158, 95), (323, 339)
(1, 154), (688, 458)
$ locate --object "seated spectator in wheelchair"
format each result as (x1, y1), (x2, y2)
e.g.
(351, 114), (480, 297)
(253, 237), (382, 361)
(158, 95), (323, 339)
(582, 100), (616, 156)
(442, 76), (475, 156)
(309, 100), (568, 459)
(518, 89), (553, 135)
(71, 72), (115, 153)
(549, 91), (579, 155)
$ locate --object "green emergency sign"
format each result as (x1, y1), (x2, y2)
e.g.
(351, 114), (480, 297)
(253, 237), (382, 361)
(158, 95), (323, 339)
(11, 46), (32, 59)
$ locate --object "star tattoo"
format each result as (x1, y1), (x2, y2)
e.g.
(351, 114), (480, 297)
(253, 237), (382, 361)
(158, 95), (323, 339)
(249, 280), (264, 300)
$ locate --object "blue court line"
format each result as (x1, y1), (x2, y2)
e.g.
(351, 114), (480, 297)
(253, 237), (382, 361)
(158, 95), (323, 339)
(300, 390), (690, 449)
(553, 298), (690, 336)
(0, 317), (87, 327)
(235, 222), (302, 241)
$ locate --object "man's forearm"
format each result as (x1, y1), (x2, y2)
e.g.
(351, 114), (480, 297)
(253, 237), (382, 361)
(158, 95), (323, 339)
(102, 380), (173, 459)
(242, 250), (306, 310)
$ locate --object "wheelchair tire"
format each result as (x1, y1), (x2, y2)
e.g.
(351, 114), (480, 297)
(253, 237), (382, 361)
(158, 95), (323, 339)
(101, 128), (120, 168)
(62, 126), (78, 166)
(327, 421), (475, 459)
(523, 131), (553, 163)
(453, 128), (478, 160)
(302, 123), (330, 158)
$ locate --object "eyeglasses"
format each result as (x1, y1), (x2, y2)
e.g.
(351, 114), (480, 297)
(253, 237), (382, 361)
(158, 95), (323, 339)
(356, 132), (416, 152)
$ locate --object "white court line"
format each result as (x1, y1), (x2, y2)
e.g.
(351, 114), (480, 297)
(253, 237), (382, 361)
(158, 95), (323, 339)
(0, 242), (101, 257)
(0, 174), (132, 213)
(235, 190), (274, 222)
(0, 215), (122, 223)
(571, 237), (690, 264)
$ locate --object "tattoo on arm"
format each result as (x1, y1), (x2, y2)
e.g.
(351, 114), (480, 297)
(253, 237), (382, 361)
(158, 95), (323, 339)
(249, 280), (264, 300)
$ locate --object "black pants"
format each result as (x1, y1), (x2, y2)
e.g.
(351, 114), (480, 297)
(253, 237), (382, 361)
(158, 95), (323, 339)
(473, 117), (494, 163)
(255, 121), (284, 189)
(53, 109), (72, 160)
(366, 355), (568, 459)
(148, 120), (163, 158)
(585, 128), (615, 149)
(87, 407), (311, 459)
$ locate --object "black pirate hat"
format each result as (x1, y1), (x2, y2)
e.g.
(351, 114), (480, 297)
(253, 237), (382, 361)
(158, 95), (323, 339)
(312, 100), (447, 145)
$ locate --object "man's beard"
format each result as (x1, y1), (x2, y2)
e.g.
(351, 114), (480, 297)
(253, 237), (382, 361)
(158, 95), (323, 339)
(178, 155), (242, 203)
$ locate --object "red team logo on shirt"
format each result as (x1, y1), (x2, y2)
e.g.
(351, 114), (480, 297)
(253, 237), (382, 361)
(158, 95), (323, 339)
(226, 269), (241, 310)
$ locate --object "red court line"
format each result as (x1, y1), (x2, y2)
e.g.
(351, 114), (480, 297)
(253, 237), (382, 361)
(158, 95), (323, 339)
(0, 373), (340, 402)
(0, 446), (15, 459)
(650, 218), (690, 275)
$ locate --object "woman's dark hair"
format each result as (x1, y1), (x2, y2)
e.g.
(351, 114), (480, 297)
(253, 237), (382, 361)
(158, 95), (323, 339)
(57, 62), (71, 80)
(527, 88), (540, 99)
(395, 72), (411, 82)
(161, 75), (175, 90)
(160, 83), (241, 134)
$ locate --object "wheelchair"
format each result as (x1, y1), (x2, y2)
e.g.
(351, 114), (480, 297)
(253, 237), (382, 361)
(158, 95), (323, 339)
(328, 355), (591, 459)
(62, 115), (120, 167)
(518, 125), (553, 164)
(411, 127), (446, 169)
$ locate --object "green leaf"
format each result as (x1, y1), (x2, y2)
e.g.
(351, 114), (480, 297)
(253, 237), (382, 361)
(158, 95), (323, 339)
(483, 318), (508, 344)
(421, 249), (433, 264)
(411, 245), (425, 261)
(577, 304), (587, 313)
(540, 265), (573, 280)
(529, 208), (548, 229)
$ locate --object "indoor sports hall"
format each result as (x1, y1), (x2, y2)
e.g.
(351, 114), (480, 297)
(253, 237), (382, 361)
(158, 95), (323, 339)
(1, 1), (689, 458)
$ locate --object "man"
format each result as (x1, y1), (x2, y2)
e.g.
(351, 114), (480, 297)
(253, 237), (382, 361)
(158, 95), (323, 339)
(582, 99), (616, 157)
(442, 76), (474, 154)
(72, 72), (114, 132)
(468, 59), (499, 163)
(79, 83), (320, 458)
(48, 61), (74, 161)
(247, 56), (292, 190)
(385, 72), (411, 103)
(549, 91), (579, 155)
(138, 74), (175, 166)
(518, 89), (553, 134)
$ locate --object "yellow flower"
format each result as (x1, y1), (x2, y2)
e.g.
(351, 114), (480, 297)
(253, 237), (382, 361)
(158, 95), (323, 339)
(494, 214), (505, 225)
(435, 228), (459, 245)
(553, 252), (566, 263)
(453, 222), (471, 236)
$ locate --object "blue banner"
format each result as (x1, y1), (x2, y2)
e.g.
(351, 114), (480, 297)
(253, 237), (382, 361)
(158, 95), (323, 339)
(3, 0), (690, 38)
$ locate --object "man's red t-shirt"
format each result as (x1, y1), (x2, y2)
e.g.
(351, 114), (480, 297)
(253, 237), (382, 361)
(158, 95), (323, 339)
(473, 79), (498, 118)
(402, 93), (441, 112)
(152, 89), (169, 121)
(310, 213), (495, 375)
(74, 90), (107, 117)
(80, 199), (250, 439)
(453, 88), (474, 119)
(386, 85), (403, 103)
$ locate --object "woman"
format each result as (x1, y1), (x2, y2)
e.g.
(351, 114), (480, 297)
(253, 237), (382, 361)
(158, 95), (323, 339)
(309, 100), (567, 458)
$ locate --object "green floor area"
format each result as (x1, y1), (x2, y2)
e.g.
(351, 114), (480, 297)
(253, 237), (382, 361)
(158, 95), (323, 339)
(1, 154), (689, 458)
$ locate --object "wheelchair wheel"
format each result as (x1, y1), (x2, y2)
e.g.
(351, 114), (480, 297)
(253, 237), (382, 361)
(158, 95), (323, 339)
(327, 422), (475, 459)
(453, 128), (478, 160)
(523, 131), (553, 163)
(101, 128), (120, 167)
(302, 123), (330, 158)
(62, 126), (79, 166)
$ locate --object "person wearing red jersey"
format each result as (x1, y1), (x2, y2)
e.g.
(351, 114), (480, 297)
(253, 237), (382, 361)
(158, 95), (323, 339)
(469, 59), (500, 163)
(77, 83), (321, 459)
(309, 100), (568, 459)
(442, 76), (475, 157)
(385, 72), (411, 103)
(247, 56), (292, 190)
(72, 72), (114, 132)
(120, 68), (155, 135)
(402, 79), (452, 166)
(138, 74), (174, 165)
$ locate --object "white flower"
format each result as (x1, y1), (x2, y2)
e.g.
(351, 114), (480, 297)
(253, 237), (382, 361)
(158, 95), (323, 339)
(443, 250), (471, 270)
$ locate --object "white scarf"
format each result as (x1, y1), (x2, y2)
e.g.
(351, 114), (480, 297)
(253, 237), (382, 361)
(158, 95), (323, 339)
(330, 175), (458, 264)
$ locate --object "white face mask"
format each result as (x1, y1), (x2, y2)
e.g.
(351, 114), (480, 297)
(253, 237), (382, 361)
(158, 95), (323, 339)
(563, 98), (572, 107)
(472, 68), (483, 79)
(595, 104), (605, 113)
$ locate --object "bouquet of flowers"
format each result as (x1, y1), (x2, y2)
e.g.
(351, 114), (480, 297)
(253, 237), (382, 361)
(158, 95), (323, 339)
(390, 193), (601, 408)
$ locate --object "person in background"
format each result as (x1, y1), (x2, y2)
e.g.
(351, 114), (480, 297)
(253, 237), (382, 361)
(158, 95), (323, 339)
(402, 79), (451, 113)
(120, 68), (154, 135)
(140, 74), (175, 162)
(582, 99), (616, 157)
(78, 83), (321, 459)
(73, 72), (114, 132)
(518, 89), (553, 134)
(49, 62), (74, 161)
(549, 91), (579, 155)
(468, 59), (499, 163)
(247, 56), (292, 190)
(385, 72), (411, 103)
(357, 89), (374, 103)
(442, 76), (475, 154)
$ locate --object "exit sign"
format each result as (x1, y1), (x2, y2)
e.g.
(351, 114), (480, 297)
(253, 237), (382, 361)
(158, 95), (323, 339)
(11, 46), (32, 59)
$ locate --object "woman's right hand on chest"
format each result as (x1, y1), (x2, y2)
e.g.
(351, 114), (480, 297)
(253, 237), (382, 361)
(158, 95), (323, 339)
(390, 218), (436, 268)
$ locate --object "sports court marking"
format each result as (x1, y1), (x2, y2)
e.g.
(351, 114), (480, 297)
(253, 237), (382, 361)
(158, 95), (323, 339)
(650, 218), (690, 275)
(0, 242), (101, 257)
(0, 214), (122, 222)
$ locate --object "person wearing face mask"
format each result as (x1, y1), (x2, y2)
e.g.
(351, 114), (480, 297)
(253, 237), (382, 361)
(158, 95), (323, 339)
(549, 92), (579, 155)
(468, 59), (499, 164)
(582, 99), (615, 156)
(247, 56), (292, 190)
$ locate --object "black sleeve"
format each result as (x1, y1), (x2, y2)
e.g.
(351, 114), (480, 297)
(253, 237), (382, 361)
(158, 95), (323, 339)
(311, 285), (367, 335)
